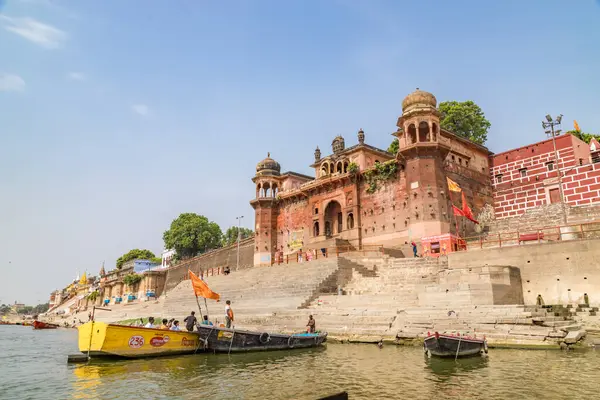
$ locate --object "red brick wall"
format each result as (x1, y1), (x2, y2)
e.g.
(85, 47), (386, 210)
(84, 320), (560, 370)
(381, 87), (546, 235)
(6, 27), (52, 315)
(563, 163), (600, 206)
(491, 134), (595, 218)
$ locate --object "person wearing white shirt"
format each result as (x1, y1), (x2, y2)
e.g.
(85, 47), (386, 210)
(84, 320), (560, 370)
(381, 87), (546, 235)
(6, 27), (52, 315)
(144, 316), (155, 328)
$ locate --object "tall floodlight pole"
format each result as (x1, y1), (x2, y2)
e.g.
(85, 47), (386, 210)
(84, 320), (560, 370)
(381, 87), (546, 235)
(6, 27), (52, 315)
(542, 114), (566, 223)
(236, 215), (244, 270)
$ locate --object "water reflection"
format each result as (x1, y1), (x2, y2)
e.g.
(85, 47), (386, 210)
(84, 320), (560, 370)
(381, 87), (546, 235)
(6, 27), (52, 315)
(3, 326), (600, 400)
(425, 355), (489, 380)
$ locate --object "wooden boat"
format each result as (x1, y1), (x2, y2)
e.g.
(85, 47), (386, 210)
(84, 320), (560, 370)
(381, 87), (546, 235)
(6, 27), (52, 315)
(33, 320), (60, 330)
(423, 332), (488, 358)
(196, 325), (327, 353)
(74, 321), (202, 359)
(318, 392), (348, 400)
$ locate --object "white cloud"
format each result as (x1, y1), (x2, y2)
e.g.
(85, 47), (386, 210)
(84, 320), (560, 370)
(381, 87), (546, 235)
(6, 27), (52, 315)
(0, 73), (25, 92)
(131, 104), (150, 116)
(67, 72), (86, 81)
(1, 15), (67, 49)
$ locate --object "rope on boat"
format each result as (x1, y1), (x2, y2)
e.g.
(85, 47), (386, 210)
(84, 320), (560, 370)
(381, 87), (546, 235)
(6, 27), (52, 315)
(455, 335), (462, 361)
(195, 326), (217, 354)
(228, 328), (235, 355)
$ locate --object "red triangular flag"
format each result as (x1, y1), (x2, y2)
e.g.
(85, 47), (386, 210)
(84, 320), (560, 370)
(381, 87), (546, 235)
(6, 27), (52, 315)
(461, 193), (479, 224)
(452, 205), (465, 216)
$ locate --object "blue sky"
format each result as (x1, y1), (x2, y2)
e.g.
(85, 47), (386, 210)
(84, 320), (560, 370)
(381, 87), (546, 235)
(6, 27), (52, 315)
(1, 0), (599, 304)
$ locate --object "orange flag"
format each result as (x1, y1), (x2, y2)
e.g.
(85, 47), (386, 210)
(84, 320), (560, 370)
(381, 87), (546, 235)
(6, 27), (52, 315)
(461, 192), (479, 224)
(188, 270), (220, 301)
(574, 120), (580, 132)
(447, 177), (462, 192)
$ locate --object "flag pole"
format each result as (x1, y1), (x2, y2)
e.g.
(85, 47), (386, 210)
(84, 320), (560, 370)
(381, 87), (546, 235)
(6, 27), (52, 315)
(203, 297), (209, 320)
(195, 295), (203, 319)
(448, 189), (460, 237)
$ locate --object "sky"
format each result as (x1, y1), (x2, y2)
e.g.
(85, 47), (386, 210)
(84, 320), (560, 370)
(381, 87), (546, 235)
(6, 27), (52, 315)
(1, 0), (599, 304)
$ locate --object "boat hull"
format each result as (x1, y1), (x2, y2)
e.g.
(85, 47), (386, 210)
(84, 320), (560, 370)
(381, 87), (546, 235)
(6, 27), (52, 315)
(424, 334), (487, 358)
(77, 322), (202, 358)
(196, 325), (327, 353)
(33, 321), (59, 330)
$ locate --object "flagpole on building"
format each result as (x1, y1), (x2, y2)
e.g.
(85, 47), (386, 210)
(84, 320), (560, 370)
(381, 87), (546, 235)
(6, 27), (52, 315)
(448, 189), (460, 237)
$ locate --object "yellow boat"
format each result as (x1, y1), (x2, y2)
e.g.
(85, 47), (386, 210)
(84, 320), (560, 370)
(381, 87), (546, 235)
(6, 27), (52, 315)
(77, 322), (201, 358)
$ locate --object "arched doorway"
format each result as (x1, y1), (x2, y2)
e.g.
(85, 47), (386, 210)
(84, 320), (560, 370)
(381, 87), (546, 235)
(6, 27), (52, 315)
(324, 200), (342, 237)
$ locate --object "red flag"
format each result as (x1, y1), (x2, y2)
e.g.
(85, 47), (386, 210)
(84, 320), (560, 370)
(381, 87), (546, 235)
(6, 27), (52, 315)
(188, 270), (220, 300)
(452, 205), (465, 216)
(461, 193), (479, 224)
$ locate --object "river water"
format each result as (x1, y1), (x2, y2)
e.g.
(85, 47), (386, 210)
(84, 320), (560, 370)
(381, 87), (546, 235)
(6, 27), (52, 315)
(1, 325), (599, 400)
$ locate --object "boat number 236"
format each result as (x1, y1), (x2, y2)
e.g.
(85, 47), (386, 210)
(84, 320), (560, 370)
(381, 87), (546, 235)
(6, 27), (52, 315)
(128, 335), (145, 348)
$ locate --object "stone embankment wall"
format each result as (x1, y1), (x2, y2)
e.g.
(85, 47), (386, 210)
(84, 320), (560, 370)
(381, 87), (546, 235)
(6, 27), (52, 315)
(448, 238), (600, 306)
(163, 237), (255, 292)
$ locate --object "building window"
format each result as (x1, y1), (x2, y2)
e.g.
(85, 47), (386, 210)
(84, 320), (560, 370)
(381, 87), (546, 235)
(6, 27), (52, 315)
(579, 158), (584, 166)
(315, 208), (318, 215)
(451, 155), (455, 161)
(459, 158), (462, 165)
(465, 160), (469, 167)
(495, 174), (503, 183)
(519, 168), (527, 177)
(347, 213), (354, 229)
(546, 162), (554, 171)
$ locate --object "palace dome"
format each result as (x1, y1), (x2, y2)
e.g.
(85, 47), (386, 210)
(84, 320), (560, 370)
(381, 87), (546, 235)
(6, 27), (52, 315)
(256, 153), (281, 176)
(402, 88), (437, 112)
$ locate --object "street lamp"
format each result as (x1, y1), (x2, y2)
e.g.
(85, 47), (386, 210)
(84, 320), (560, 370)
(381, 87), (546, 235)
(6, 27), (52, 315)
(236, 216), (244, 270)
(542, 114), (566, 223)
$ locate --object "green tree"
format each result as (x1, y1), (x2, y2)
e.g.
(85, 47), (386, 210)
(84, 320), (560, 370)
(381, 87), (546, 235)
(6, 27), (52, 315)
(163, 213), (223, 259)
(0, 304), (11, 315)
(567, 130), (600, 144)
(387, 139), (399, 154)
(17, 306), (34, 315)
(31, 303), (49, 314)
(116, 249), (156, 269)
(222, 226), (254, 247)
(438, 100), (491, 145)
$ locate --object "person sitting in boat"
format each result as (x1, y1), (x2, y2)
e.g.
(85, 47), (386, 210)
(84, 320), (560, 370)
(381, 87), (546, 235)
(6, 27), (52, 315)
(225, 300), (234, 328)
(160, 318), (169, 329)
(144, 317), (155, 328)
(184, 311), (197, 332)
(170, 320), (181, 331)
(306, 315), (316, 333)
(200, 315), (213, 326)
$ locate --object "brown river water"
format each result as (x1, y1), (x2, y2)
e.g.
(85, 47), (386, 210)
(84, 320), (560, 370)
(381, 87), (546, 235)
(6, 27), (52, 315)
(1, 325), (599, 399)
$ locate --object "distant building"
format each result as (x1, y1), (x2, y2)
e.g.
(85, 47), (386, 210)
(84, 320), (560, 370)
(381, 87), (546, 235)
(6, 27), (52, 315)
(161, 249), (175, 268)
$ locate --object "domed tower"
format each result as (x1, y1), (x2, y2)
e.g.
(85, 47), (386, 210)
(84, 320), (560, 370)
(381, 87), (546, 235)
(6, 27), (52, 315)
(332, 136), (345, 154)
(250, 153), (281, 266)
(395, 89), (452, 239)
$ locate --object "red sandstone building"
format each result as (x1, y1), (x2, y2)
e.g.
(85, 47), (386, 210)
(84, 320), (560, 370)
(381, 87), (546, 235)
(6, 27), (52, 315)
(250, 89), (492, 265)
(250, 89), (600, 265)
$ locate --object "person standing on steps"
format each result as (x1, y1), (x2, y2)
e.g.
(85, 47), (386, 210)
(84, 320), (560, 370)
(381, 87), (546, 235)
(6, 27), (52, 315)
(411, 241), (418, 258)
(184, 311), (197, 332)
(225, 300), (234, 329)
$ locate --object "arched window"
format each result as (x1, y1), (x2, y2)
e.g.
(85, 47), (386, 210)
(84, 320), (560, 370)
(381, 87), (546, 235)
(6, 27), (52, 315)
(313, 221), (320, 237)
(263, 182), (271, 197)
(432, 123), (438, 142)
(256, 183), (262, 199)
(329, 162), (334, 175)
(272, 184), (278, 197)
(343, 161), (349, 173)
(419, 121), (430, 142)
(347, 213), (354, 229)
(321, 164), (329, 177)
(408, 124), (417, 144)
(336, 161), (343, 174)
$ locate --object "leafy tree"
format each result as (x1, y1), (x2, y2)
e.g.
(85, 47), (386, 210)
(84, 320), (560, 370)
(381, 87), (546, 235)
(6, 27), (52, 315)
(566, 130), (600, 144)
(163, 213), (223, 259)
(116, 249), (156, 269)
(17, 306), (34, 315)
(123, 274), (143, 287)
(222, 226), (254, 247)
(31, 303), (49, 314)
(387, 139), (399, 154)
(150, 257), (162, 265)
(438, 100), (491, 145)
(0, 305), (11, 315)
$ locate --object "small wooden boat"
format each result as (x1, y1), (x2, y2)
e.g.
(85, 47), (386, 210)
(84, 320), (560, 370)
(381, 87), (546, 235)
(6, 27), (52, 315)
(196, 325), (327, 353)
(73, 321), (202, 360)
(33, 320), (60, 330)
(318, 392), (348, 400)
(423, 332), (487, 358)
